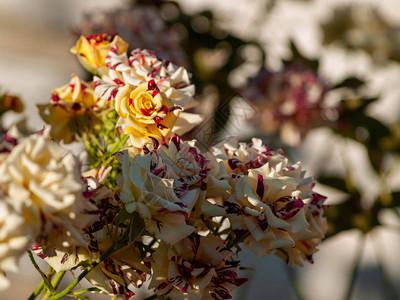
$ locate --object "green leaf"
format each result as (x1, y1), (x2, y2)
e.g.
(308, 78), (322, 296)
(109, 134), (129, 154)
(390, 191), (400, 207)
(129, 212), (146, 243)
(325, 193), (380, 238)
(114, 207), (131, 227)
(333, 76), (364, 90)
(367, 147), (384, 174)
(359, 116), (391, 147)
(284, 40), (319, 71)
(341, 97), (378, 114)
(317, 176), (351, 193)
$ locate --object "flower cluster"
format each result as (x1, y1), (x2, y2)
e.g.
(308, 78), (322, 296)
(212, 137), (328, 266)
(0, 34), (328, 299)
(60, 33), (201, 153)
(97, 46), (200, 150)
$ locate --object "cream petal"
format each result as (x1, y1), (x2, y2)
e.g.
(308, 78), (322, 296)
(287, 207), (309, 233)
(192, 268), (215, 290)
(264, 205), (290, 228)
(180, 189), (199, 213)
(172, 112), (204, 136)
(244, 217), (275, 242)
(199, 199), (226, 216)
(0, 274), (10, 291)
(149, 214), (195, 244)
(244, 236), (269, 257)
(243, 180), (263, 207)
(269, 230), (294, 250)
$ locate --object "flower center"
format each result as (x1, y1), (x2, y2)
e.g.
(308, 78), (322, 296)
(134, 91), (156, 116)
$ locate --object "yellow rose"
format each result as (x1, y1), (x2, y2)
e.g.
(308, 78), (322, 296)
(38, 75), (100, 143)
(52, 74), (97, 107)
(71, 33), (129, 74)
(115, 80), (181, 149)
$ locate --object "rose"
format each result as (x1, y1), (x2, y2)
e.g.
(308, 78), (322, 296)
(52, 75), (97, 107)
(118, 136), (229, 239)
(104, 47), (196, 108)
(239, 66), (332, 146)
(212, 137), (285, 175)
(129, 49), (196, 107)
(34, 226), (149, 299)
(33, 167), (149, 297)
(0, 199), (35, 290)
(92, 45), (203, 151)
(70, 33), (128, 75)
(115, 80), (181, 150)
(118, 150), (197, 244)
(219, 139), (327, 266)
(286, 193), (328, 267)
(38, 75), (100, 143)
(158, 136), (228, 216)
(0, 134), (95, 249)
(148, 233), (247, 300)
(224, 164), (309, 256)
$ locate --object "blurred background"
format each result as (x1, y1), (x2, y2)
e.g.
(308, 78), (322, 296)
(1, 0), (400, 299)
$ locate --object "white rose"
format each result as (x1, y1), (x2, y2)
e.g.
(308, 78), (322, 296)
(0, 199), (35, 290)
(118, 150), (198, 244)
(0, 134), (94, 248)
(215, 137), (327, 266)
(149, 233), (247, 299)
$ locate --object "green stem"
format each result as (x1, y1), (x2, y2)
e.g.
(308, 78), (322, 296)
(27, 279), (44, 300)
(50, 271), (65, 291)
(70, 287), (102, 295)
(344, 234), (365, 300)
(109, 134), (129, 154)
(47, 220), (144, 300)
(41, 268), (56, 299)
(46, 244), (117, 300)
(27, 251), (55, 295)
(40, 285), (48, 300)
(226, 231), (250, 249)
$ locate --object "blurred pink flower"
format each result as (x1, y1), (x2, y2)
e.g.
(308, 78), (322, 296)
(240, 65), (335, 146)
